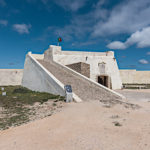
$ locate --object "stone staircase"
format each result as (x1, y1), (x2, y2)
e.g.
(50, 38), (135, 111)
(37, 60), (122, 101)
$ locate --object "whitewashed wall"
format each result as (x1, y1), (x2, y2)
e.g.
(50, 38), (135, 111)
(44, 45), (122, 90)
(30, 54), (44, 60)
(0, 69), (23, 86)
(22, 52), (65, 96)
(120, 70), (150, 84)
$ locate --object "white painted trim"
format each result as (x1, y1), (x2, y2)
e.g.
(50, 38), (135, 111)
(28, 53), (82, 103)
(73, 93), (82, 103)
(55, 61), (126, 100)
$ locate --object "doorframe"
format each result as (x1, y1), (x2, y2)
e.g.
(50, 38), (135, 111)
(97, 75), (111, 89)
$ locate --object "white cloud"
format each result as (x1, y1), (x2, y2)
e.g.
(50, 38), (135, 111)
(54, 0), (88, 12)
(139, 59), (149, 64)
(93, 0), (150, 37)
(0, 0), (6, 7)
(28, 0), (150, 47)
(50, 0), (150, 44)
(46, 13), (93, 41)
(44, 0), (107, 42)
(147, 52), (150, 55)
(0, 20), (8, 26)
(107, 41), (126, 50)
(39, 0), (150, 47)
(126, 27), (150, 48)
(107, 27), (150, 49)
(13, 24), (31, 34)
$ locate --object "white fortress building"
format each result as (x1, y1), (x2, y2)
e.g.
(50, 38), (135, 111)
(44, 45), (122, 90)
(1, 45), (150, 102)
(21, 45), (125, 102)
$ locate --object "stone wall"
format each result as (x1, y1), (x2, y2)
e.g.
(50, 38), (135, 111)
(120, 70), (150, 84)
(0, 69), (23, 86)
(66, 62), (90, 78)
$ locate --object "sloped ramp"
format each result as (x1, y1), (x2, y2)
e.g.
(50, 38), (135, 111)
(37, 59), (124, 101)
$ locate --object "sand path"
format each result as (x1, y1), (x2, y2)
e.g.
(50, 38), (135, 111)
(0, 100), (150, 150)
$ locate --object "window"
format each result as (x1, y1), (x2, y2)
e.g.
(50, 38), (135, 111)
(86, 56), (88, 61)
(98, 62), (106, 74)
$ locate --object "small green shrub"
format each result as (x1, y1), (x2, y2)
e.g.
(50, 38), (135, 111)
(13, 87), (31, 94)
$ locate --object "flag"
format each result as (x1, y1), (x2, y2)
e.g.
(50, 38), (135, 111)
(58, 37), (62, 42)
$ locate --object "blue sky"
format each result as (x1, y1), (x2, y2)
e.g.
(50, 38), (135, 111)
(0, 0), (150, 70)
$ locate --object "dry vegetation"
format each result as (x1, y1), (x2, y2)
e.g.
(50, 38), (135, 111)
(0, 86), (65, 130)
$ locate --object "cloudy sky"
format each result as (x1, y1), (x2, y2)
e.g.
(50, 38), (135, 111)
(0, 0), (150, 70)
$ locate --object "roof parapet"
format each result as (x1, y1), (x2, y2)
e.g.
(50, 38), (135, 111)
(106, 51), (114, 57)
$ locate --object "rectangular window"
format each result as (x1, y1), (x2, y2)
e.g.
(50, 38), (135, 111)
(99, 63), (105, 74)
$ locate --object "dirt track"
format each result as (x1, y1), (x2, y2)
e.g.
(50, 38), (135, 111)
(0, 100), (150, 150)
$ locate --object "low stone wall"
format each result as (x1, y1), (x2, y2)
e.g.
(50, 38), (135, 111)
(120, 70), (150, 84)
(0, 69), (23, 86)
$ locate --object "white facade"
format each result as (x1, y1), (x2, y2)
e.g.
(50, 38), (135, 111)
(22, 52), (65, 96)
(44, 45), (122, 90)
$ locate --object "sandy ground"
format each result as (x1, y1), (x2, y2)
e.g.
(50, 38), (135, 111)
(116, 89), (150, 102)
(0, 92), (150, 150)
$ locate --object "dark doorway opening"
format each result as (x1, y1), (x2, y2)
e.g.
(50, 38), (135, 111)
(98, 76), (110, 88)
